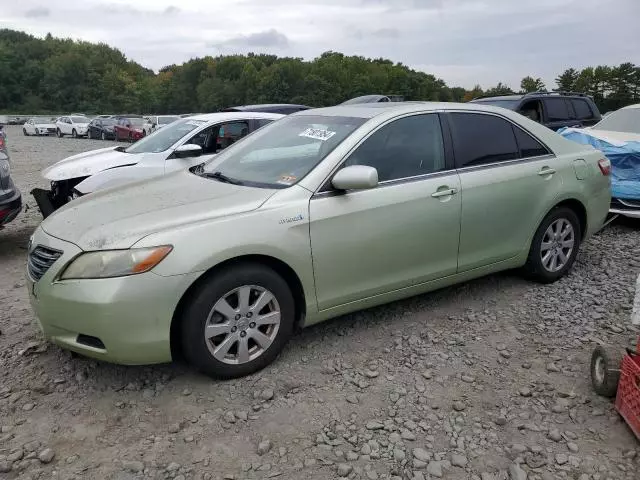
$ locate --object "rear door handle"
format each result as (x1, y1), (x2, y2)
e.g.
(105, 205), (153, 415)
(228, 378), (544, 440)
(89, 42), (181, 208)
(538, 167), (556, 176)
(431, 188), (457, 198)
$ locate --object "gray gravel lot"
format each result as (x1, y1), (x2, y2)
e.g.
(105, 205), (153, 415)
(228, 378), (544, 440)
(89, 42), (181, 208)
(0, 124), (639, 480)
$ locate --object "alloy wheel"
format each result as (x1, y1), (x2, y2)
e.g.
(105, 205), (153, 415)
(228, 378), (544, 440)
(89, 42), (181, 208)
(204, 285), (281, 365)
(540, 218), (574, 272)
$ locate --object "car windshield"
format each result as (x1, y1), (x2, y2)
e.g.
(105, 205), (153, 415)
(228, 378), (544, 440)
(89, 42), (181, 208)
(127, 118), (144, 126)
(102, 119), (117, 126)
(124, 118), (206, 154)
(201, 114), (366, 187)
(158, 116), (179, 125)
(592, 108), (640, 134)
(71, 116), (89, 123)
(471, 99), (520, 110)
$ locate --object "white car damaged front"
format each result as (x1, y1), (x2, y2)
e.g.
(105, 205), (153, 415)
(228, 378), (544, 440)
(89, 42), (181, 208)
(31, 112), (283, 218)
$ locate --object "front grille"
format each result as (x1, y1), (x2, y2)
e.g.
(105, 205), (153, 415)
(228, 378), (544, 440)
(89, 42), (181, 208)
(28, 245), (62, 281)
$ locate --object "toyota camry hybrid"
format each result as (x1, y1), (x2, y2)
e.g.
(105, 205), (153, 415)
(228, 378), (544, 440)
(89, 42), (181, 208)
(27, 102), (611, 379)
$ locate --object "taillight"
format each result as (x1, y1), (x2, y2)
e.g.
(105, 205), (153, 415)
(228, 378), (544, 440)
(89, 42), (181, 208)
(598, 158), (611, 176)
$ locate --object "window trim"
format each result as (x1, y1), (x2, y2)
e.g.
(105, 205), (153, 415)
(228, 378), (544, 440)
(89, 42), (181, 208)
(443, 110), (554, 171)
(314, 111), (455, 195)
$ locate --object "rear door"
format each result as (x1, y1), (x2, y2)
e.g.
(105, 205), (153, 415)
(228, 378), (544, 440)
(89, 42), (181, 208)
(446, 111), (563, 272)
(570, 98), (599, 127)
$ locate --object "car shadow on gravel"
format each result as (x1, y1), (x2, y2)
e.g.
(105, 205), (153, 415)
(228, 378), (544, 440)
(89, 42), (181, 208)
(0, 222), (33, 261)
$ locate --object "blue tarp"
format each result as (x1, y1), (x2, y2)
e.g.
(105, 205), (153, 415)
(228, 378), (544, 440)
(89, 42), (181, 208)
(558, 127), (640, 200)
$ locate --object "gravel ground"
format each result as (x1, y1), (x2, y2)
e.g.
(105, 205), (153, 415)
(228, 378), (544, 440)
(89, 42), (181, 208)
(1, 124), (639, 480)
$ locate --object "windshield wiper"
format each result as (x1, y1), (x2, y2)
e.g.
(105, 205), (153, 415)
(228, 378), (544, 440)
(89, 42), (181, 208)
(203, 171), (243, 185)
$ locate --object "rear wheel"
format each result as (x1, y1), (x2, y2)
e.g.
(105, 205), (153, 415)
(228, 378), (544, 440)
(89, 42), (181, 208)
(591, 345), (622, 398)
(523, 207), (581, 283)
(180, 264), (295, 379)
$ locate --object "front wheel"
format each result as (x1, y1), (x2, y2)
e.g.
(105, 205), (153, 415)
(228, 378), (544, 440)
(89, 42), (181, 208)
(101, 131), (106, 141)
(523, 207), (581, 283)
(23, 128), (28, 136)
(72, 129), (77, 138)
(591, 345), (622, 398)
(56, 128), (63, 138)
(180, 264), (295, 379)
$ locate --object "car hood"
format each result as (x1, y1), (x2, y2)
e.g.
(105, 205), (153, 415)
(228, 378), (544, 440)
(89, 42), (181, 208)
(74, 123), (89, 128)
(42, 146), (137, 181)
(580, 128), (640, 146)
(40, 169), (277, 250)
(35, 123), (55, 128)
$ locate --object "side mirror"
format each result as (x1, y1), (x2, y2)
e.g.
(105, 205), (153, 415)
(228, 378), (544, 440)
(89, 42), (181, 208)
(173, 144), (203, 159)
(331, 165), (378, 191)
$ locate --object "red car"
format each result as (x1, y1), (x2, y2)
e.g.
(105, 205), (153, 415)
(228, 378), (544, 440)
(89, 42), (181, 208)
(113, 117), (145, 142)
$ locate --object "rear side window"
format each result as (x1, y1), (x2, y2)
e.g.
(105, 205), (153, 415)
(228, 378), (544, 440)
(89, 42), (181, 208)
(513, 127), (549, 158)
(449, 113), (519, 167)
(544, 98), (571, 121)
(571, 99), (593, 120)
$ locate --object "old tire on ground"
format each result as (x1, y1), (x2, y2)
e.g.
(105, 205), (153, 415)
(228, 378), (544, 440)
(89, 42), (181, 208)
(523, 206), (581, 283)
(180, 263), (295, 379)
(591, 345), (622, 398)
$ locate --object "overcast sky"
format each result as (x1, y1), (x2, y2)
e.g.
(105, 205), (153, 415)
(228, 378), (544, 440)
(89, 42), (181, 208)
(3, 0), (639, 90)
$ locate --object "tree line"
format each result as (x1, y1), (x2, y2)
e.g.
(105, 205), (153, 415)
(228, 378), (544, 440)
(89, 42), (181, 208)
(1, 29), (638, 115)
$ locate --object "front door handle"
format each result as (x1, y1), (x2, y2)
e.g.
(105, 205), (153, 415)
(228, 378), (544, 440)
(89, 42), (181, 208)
(431, 188), (458, 198)
(538, 167), (556, 176)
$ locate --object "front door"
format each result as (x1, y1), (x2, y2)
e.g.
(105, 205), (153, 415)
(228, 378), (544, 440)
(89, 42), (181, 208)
(446, 111), (564, 271)
(310, 113), (461, 310)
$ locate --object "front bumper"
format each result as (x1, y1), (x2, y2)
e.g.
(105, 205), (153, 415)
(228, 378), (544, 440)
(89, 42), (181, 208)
(0, 188), (21, 226)
(26, 228), (201, 365)
(610, 198), (640, 219)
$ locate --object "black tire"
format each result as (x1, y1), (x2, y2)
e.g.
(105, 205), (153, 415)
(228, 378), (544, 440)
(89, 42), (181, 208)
(101, 131), (106, 141)
(23, 128), (28, 136)
(128, 133), (132, 142)
(72, 129), (77, 138)
(180, 264), (295, 379)
(56, 128), (63, 138)
(523, 206), (581, 283)
(591, 345), (622, 398)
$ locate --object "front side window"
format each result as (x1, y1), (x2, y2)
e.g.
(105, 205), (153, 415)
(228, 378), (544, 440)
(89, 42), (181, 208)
(124, 119), (206, 154)
(202, 115), (366, 187)
(344, 114), (446, 182)
(449, 113), (519, 167)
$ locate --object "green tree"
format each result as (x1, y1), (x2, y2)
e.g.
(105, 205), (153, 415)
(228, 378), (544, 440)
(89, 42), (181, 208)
(520, 76), (545, 93)
(555, 68), (579, 91)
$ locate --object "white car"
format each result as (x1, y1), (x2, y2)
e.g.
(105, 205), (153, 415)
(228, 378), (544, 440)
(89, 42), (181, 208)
(32, 111), (283, 217)
(23, 117), (57, 136)
(143, 115), (180, 136)
(56, 115), (91, 138)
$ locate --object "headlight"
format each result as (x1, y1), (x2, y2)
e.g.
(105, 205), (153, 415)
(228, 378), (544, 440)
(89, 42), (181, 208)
(60, 246), (172, 280)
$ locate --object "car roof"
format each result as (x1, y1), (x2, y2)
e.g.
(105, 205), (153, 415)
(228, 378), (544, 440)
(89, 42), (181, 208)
(223, 104), (310, 112)
(472, 95), (524, 101)
(189, 112), (285, 122)
(620, 103), (640, 110)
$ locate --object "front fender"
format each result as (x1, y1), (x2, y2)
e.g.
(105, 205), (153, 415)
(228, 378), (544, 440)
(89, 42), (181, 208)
(75, 164), (156, 194)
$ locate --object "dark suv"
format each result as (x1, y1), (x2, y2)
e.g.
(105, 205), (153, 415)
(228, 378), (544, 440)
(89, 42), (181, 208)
(470, 91), (601, 131)
(0, 128), (21, 227)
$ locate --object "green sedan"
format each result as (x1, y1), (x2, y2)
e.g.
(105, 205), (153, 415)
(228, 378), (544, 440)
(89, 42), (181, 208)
(27, 102), (611, 378)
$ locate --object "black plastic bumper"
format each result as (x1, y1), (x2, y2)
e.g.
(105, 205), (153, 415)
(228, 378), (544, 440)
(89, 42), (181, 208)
(0, 189), (22, 226)
(31, 188), (56, 218)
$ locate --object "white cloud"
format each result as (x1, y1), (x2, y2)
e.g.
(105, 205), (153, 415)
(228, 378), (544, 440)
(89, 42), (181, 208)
(2, 0), (639, 89)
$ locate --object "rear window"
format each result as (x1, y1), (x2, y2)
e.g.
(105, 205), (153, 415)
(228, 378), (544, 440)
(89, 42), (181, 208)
(544, 98), (571, 122)
(571, 99), (593, 120)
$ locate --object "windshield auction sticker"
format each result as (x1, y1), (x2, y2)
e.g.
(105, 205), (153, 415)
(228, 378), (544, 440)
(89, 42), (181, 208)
(299, 128), (336, 141)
